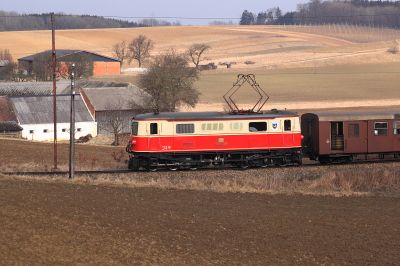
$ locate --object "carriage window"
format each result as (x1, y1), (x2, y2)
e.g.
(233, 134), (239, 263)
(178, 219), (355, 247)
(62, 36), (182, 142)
(284, 120), (292, 131)
(394, 122), (400, 135)
(150, 123), (158, 135)
(348, 124), (359, 137)
(176, 124), (195, 134)
(131, 122), (139, 135)
(374, 122), (387, 136)
(230, 122), (243, 131)
(249, 122), (267, 132)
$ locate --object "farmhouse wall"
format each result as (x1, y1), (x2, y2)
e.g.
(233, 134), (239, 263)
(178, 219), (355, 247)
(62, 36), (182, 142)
(21, 122), (97, 141)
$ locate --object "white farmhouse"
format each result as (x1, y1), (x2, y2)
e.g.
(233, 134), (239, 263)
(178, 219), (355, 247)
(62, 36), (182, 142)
(10, 95), (97, 141)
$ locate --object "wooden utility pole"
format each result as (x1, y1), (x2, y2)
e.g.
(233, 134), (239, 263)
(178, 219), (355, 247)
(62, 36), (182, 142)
(69, 64), (76, 179)
(51, 13), (58, 170)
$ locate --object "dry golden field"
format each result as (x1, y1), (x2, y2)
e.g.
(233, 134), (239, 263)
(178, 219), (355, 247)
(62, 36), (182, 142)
(1, 25), (400, 69)
(2, 25), (400, 108)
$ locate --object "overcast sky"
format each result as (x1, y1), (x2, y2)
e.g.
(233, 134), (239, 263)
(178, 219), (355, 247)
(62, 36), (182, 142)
(1, 0), (309, 24)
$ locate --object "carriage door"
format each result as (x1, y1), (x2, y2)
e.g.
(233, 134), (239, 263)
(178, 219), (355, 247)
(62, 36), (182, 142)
(345, 121), (368, 154)
(331, 122), (344, 151)
(148, 122), (160, 151)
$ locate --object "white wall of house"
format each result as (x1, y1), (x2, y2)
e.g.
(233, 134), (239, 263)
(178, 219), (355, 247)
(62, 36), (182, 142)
(21, 122), (97, 141)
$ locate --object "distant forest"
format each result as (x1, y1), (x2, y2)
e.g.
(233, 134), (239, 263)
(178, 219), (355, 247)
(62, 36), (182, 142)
(240, 0), (400, 28)
(0, 11), (179, 31)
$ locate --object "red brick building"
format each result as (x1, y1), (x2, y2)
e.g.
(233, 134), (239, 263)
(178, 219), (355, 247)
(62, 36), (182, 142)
(18, 50), (121, 77)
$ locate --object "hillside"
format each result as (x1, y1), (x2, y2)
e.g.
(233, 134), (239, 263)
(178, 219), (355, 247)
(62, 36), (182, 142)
(1, 25), (399, 69)
(1, 25), (400, 109)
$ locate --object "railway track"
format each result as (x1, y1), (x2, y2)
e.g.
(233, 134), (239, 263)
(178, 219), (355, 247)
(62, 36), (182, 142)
(1, 158), (400, 177)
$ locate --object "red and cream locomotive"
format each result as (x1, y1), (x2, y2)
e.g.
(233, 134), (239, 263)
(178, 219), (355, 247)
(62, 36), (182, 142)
(126, 110), (303, 171)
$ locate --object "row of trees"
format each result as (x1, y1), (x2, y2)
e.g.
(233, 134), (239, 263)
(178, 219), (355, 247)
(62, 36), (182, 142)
(112, 35), (211, 69)
(0, 11), (144, 31)
(240, 0), (400, 28)
(240, 8), (283, 25)
(0, 11), (181, 32)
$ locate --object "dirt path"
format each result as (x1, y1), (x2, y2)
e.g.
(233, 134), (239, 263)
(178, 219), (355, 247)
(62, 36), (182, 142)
(223, 27), (354, 46)
(0, 178), (399, 265)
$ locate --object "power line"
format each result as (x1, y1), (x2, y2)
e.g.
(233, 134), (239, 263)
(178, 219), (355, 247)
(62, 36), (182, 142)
(0, 13), (400, 20)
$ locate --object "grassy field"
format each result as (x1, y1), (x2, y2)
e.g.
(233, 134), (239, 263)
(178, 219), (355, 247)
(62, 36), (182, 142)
(95, 62), (400, 110)
(0, 138), (126, 171)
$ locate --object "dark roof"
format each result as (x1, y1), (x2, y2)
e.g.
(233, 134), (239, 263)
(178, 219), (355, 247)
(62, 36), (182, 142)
(0, 96), (16, 122)
(303, 111), (400, 122)
(18, 50), (120, 63)
(82, 86), (145, 111)
(0, 81), (71, 95)
(10, 95), (94, 124)
(0, 121), (22, 132)
(135, 110), (298, 121)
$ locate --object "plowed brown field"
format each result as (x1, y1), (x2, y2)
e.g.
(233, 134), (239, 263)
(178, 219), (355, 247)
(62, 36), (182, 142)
(0, 177), (399, 265)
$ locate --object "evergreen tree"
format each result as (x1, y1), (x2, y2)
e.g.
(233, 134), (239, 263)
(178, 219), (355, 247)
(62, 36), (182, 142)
(240, 10), (255, 25)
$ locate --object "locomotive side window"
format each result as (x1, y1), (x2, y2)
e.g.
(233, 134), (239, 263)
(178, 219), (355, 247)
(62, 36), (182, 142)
(230, 122), (243, 131)
(176, 124), (195, 134)
(150, 123), (158, 135)
(348, 124), (359, 137)
(284, 120), (292, 131)
(374, 122), (387, 136)
(201, 123), (223, 131)
(131, 122), (139, 136)
(394, 122), (400, 135)
(249, 122), (267, 132)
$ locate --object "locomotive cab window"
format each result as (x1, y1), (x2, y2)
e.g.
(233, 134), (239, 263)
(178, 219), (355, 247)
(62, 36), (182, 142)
(374, 122), (388, 136)
(150, 123), (158, 135)
(394, 122), (400, 135)
(131, 122), (139, 136)
(176, 124), (195, 134)
(284, 120), (292, 131)
(249, 122), (267, 132)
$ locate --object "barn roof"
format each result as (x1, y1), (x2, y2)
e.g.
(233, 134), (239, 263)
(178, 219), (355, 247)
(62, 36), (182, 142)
(0, 96), (16, 122)
(10, 95), (94, 125)
(18, 50), (120, 63)
(135, 110), (298, 121)
(0, 121), (22, 132)
(81, 86), (145, 111)
(0, 81), (71, 96)
(303, 111), (400, 121)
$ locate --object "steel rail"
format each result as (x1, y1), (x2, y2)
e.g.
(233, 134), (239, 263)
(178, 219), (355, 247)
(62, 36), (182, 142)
(2, 159), (400, 177)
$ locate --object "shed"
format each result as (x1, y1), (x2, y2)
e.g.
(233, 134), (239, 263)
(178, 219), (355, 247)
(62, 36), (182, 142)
(18, 50), (121, 77)
(10, 95), (97, 141)
(80, 86), (145, 134)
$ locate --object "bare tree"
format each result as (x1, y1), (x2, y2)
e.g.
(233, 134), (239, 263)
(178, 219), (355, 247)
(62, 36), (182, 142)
(32, 51), (53, 81)
(99, 101), (125, 146)
(128, 35), (154, 68)
(63, 53), (94, 79)
(112, 40), (129, 65)
(187, 43), (211, 69)
(139, 49), (200, 112)
(0, 49), (16, 81)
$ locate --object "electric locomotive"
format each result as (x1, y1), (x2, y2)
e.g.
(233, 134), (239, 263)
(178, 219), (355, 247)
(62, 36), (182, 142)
(126, 110), (303, 171)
